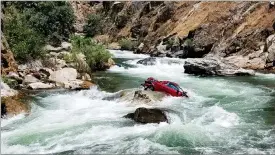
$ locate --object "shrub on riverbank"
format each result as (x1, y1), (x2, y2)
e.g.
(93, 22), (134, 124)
(83, 14), (103, 37)
(118, 38), (138, 51)
(2, 2), (76, 63)
(70, 35), (112, 71)
(3, 6), (45, 63)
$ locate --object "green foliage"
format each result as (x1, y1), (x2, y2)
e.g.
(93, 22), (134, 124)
(70, 35), (112, 71)
(2, 76), (18, 89)
(118, 38), (138, 51)
(184, 38), (193, 47)
(63, 53), (74, 63)
(25, 2), (75, 46)
(3, 1), (76, 63)
(83, 14), (103, 37)
(3, 6), (45, 63)
(4, 1), (75, 46)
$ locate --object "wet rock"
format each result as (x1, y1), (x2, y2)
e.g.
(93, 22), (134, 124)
(103, 58), (116, 69)
(124, 107), (168, 124)
(137, 57), (156, 65)
(133, 90), (151, 103)
(184, 57), (255, 76)
(80, 73), (92, 81)
(118, 89), (166, 104)
(74, 81), (94, 90)
(27, 82), (55, 90)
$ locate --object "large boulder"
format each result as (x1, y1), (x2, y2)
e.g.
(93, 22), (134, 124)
(49, 68), (77, 83)
(117, 89), (166, 104)
(23, 74), (40, 84)
(27, 82), (55, 90)
(184, 57), (255, 76)
(124, 107), (168, 124)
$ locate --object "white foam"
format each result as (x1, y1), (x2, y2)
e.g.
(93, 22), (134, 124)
(109, 50), (149, 59)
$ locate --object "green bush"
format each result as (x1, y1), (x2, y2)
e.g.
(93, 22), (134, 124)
(2, 76), (18, 89)
(4, 1), (75, 46)
(3, 6), (45, 63)
(83, 14), (103, 37)
(70, 35), (112, 71)
(118, 38), (138, 51)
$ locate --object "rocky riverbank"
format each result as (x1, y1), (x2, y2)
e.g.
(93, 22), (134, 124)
(1, 34), (114, 118)
(71, 1), (275, 72)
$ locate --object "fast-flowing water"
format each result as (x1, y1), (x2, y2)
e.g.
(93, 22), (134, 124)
(2, 50), (275, 154)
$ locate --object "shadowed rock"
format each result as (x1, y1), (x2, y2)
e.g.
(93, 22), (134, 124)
(124, 107), (168, 124)
(184, 57), (255, 76)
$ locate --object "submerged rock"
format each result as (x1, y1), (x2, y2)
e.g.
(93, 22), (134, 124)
(137, 57), (156, 65)
(117, 89), (166, 104)
(184, 57), (255, 76)
(124, 107), (168, 124)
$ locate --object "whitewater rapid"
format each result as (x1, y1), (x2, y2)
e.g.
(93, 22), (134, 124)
(2, 50), (275, 154)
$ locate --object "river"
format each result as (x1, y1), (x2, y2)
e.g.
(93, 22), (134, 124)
(2, 50), (275, 154)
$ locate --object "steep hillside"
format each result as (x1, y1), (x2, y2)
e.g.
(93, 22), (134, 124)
(71, 1), (275, 71)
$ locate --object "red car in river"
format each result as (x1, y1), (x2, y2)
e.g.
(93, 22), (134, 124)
(141, 77), (188, 97)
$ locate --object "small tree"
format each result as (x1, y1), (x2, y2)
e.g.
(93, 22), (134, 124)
(83, 14), (103, 37)
(3, 6), (45, 63)
(118, 38), (138, 51)
(70, 35), (112, 71)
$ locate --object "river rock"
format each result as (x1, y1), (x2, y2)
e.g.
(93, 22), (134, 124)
(1, 81), (18, 97)
(118, 89), (166, 104)
(124, 107), (168, 124)
(39, 68), (53, 77)
(27, 82), (55, 90)
(23, 74), (40, 84)
(137, 57), (156, 65)
(184, 57), (255, 76)
(48, 58), (67, 70)
(49, 67), (77, 83)
(6, 72), (23, 84)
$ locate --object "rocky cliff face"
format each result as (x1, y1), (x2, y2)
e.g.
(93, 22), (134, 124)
(71, 1), (275, 70)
